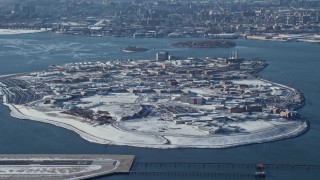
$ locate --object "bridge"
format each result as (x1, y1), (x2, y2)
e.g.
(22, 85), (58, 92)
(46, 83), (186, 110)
(128, 161), (320, 178)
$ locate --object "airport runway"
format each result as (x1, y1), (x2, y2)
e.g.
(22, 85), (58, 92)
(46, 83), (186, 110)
(0, 154), (134, 180)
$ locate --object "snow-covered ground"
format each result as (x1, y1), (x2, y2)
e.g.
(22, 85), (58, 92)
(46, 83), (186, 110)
(81, 93), (140, 120)
(0, 29), (48, 35)
(116, 117), (209, 136)
(80, 93), (138, 104)
(3, 101), (308, 149)
(232, 79), (271, 86)
(6, 103), (167, 146)
(0, 165), (101, 175)
(165, 120), (307, 148)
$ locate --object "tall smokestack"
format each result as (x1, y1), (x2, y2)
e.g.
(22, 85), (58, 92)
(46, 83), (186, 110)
(236, 50), (238, 59)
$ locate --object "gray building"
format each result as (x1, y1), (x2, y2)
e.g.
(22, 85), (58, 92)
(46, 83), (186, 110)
(156, 52), (169, 61)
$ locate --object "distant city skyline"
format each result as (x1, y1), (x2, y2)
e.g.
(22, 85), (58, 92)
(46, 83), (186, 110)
(0, 0), (319, 38)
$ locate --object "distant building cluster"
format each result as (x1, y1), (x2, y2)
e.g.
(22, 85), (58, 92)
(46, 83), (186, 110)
(0, 0), (318, 38)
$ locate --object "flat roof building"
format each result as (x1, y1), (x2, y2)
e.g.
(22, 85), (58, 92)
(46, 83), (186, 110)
(156, 51), (169, 61)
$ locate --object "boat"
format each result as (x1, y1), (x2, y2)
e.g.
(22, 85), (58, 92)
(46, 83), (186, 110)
(254, 171), (266, 177)
(254, 162), (266, 178)
(122, 46), (148, 53)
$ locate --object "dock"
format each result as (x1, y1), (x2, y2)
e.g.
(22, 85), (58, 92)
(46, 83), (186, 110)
(0, 154), (134, 180)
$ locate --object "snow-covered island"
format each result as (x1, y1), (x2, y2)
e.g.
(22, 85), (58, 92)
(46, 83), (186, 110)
(0, 54), (308, 148)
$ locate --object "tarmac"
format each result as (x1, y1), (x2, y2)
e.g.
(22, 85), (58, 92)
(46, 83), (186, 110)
(0, 154), (134, 180)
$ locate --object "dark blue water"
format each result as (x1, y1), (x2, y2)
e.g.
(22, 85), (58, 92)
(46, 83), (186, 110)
(0, 33), (319, 179)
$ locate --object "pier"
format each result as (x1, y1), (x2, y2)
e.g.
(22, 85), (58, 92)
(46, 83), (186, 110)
(128, 161), (320, 178)
(132, 161), (320, 169)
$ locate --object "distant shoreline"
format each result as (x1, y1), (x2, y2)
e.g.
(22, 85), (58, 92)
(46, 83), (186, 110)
(172, 40), (236, 48)
(1, 30), (318, 45)
(0, 29), (48, 35)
